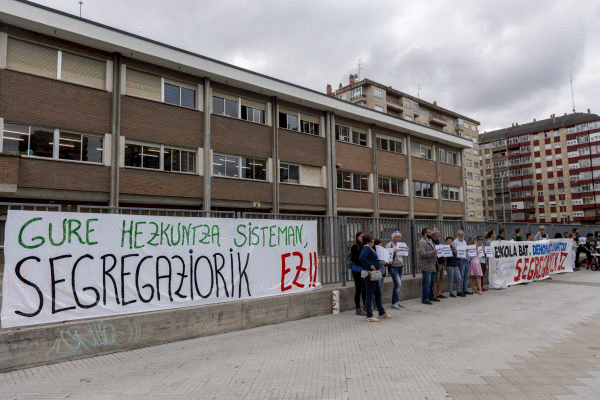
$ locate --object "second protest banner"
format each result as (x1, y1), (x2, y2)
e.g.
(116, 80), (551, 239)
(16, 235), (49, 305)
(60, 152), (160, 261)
(488, 239), (573, 288)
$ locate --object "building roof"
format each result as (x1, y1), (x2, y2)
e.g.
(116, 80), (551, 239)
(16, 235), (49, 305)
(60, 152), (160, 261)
(479, 113), (600, 143)
(0, 0), (474, 150)
(335, 78), (481, 125)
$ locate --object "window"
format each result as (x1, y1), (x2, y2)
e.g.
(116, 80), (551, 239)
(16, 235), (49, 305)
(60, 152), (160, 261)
(279, 112), (299, 131)
(242, 106), (266, 124)
(378, 177), (404, 195)
(300, 120), (320, 136)
(404, 99), (413, 109)
(374, 105), (384, 112)
(374, 88), (384, 99)
(485, 154), (490, 159)
(468, 185), (474, 192)
(377, 136), (403, 153)
(474, 162), (479, 168)
(337, 171), (369, 191)
(473, 149), (479, 156)
(164, 83), (195, 108)
(164, 148), (196, 173)
(350, 87), (364, 101)
(58, 132), (103, 163)
(213, 96), (239, 118)
(441, 186), (460, 200)
(467, 172), (473, 179)
(3, 123), (105, 163)
(124, 143), (160, 169)
(439, 149), (458, 165)
(466, 160), (472, 167)
(420, 146), (432, 160)
(336, 125), (367, 146)
(7, 37), (107, 90)
(213, 155), (266, 181)
(280, 163), (300, 184)
(413, 181), (434, 198)
(475, 186), (481, 193)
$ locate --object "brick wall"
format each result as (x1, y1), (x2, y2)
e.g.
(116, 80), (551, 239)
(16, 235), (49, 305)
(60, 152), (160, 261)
(337, 190), (374, 209)
(211, 177), (272, 202)
(278, 129), (326, 167)
(18, 158), (110, 192)
(0, 155), (19, 185)
(376, 151), (408, 179)
(211, 115), (272, 159)
(442, 200), (464, 215)
(120, 168), (202, 198)
(411, 157), (437, 183)
(121, 96), (203, 148)
(413, 197), (438, 213)
(0, 70), (112, 135)
(336, 142), (373, 174)
(379, 194), (409, 212)
(440, 164), (462, 187)
(280, 185), (327, 207)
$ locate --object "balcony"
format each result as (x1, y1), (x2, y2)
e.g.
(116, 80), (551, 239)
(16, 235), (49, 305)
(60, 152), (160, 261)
(387, 98), (403, 112)
(429, 115), (447, 127)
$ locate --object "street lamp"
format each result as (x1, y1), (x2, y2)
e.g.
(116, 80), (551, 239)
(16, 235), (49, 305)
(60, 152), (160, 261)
(500, 170), (509, 223)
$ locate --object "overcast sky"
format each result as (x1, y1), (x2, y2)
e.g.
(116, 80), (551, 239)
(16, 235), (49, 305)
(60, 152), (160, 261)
(32, 0), (600, 132)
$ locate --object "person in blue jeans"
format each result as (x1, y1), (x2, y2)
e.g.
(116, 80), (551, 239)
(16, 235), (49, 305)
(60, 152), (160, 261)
(350, 231), (366, 315)
(385, 231), (407, 309)
(444, 237), (463, 297)
(417, 228), (439, 305)
(453, 230), (472, 295)
(359, 234), (391, 322)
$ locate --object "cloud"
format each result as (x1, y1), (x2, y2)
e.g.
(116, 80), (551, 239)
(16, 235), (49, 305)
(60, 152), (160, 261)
(32, 0), (600, 132)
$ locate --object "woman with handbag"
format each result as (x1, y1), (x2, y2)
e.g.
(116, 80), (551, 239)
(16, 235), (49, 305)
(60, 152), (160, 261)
(350, 231), (367, 315)
(359, 234), (391, 322)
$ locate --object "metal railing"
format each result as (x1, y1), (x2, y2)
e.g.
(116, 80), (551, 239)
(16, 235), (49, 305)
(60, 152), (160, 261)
(0, 202), (62, 248)
(1, 202), (599, 283)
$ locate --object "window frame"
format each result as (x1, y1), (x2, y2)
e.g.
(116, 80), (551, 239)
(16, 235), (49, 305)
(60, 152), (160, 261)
(279, 162), (301, 184)
(413, 181), (435, 198)
(212, 153), (267, 181)
(335, 125), (368, 147)
(377, 176), (404, 195)
(124, 141), (197, 174)
(337, 170), (369, 192)
(163, 81), (196, 109)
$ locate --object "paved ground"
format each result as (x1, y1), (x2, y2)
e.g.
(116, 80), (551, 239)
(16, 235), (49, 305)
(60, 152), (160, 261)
(2, 270), (600, 400)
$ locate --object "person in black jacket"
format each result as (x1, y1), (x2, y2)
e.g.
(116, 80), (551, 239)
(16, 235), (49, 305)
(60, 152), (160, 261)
(350, 231), (366, 315)
(514, 228), (524, 241)
(497, 228), (506, 241)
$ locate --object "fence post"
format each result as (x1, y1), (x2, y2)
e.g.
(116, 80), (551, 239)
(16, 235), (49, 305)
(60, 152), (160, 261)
(410, 219), (417, 277)
(340, 216), (347, 287)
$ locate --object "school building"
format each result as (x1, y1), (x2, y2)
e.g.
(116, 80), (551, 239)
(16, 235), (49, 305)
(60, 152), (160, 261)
(0, 0), (472, 220)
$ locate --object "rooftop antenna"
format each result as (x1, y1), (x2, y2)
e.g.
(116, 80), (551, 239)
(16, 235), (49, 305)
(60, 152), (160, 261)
(417, 84), (421, 98)
(570, 70), (576, 113)
(79, 1), (83, 18)
(357, 59), (363, 81)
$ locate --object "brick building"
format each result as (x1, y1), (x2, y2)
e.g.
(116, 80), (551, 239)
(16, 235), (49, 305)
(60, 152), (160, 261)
(0, 1), (471, 220)
(479, 112), (600, 224)
(331, 77), (483, 220)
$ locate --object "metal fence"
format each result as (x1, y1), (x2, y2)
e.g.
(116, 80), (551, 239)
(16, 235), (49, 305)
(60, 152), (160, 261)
(0, 202), (62, 249)
(1, 202), (599, 284)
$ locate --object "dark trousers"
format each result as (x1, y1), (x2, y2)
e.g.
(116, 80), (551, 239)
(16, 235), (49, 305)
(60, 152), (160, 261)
(575, 246), (592, 268)
(481, 263), (487, 286)
(364, 277), (385, 318)
(352, 269), (366, 309)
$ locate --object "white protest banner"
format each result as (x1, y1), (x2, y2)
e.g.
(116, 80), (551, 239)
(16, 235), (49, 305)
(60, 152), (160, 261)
(488, 239), (573, 289)
(435, 244), (445, 259)
(396, 242), (408, 256)
(579, 237), (587, 245)
(467, 245), (477, 257)
(1, 211), (320, 328)
(484, 246), (494, 257)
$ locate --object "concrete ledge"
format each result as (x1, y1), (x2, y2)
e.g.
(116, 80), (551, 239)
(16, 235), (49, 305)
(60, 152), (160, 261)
(0, 273), (482, 372)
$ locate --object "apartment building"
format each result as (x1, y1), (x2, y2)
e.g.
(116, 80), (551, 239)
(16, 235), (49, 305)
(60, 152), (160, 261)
(0, 1), (472, 221)
(479, 112), (600, 224)
(330, 77), (484, 220)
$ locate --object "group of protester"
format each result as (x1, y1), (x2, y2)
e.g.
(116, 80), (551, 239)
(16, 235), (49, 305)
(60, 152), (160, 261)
(349, 225), (600, 323)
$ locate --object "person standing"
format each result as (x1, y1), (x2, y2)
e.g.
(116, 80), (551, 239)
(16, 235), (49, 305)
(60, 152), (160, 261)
(534, 226), (549, 241)
(445, 237), (462, 297)
(432, 228), (446, 299)
(467, 236), (483, 294)
(350, 231), (366, 315)
(514, 228), (524, 241)
(358, 234), (391, 322)
(418, 228), (440, 305)
(526, 232), (534, 241)
(386, 231), (407, 309)
(482, 230), (496, 292)
(373, 239), (389, 304)
(476, 235), (488, 292)
(454, 230), (472, 295)
(497, 228), (506, 241)
(575, 228), (592, 270)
